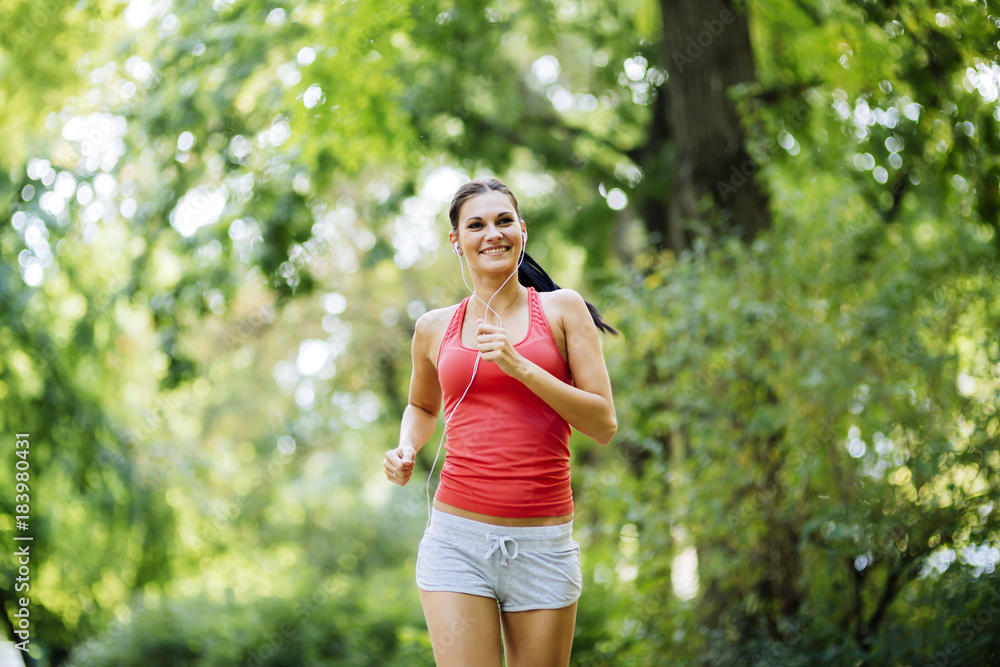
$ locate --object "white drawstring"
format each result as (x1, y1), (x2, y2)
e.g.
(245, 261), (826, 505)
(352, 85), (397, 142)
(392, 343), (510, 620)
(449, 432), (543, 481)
(484, 534), (519, 566)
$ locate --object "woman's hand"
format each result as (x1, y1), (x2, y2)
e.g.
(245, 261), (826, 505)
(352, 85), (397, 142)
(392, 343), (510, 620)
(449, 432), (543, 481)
(384, 445), (416, 486)
(476, 319), (526, 378)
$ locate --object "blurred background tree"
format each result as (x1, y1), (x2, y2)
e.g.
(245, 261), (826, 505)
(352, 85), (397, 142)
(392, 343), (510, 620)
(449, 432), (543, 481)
(1, 0), (998, 665)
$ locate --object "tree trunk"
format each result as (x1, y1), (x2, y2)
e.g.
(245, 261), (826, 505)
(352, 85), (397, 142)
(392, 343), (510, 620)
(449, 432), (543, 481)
(651, 0), (771, 252)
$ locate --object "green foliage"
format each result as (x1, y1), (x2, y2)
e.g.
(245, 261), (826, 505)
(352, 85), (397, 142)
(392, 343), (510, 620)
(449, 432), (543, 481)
(65, 570), (433, 667)
(602, 163), (999, 662)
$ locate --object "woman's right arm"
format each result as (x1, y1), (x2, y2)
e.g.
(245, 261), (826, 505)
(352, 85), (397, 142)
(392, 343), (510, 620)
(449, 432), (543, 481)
(383, 312), (444, 486)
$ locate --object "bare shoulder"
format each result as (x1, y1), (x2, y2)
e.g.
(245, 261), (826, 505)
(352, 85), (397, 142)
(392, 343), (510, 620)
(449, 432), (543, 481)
(540, 287), (587, 306)
(412, 303), (461, 361)
(538, 288), (591, 324)
(415, 303), (460, 334)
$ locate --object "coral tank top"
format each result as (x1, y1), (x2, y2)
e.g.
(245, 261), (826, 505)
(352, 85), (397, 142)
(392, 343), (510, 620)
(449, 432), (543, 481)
(434, 287), (574, 517)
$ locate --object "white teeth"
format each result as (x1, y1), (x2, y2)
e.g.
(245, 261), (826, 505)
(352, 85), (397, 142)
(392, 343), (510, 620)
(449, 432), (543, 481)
(481, 247), (509, 255)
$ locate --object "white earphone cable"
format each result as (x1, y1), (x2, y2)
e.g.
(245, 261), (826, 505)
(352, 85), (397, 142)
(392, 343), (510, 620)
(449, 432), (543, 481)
(424, 234), (526, 526)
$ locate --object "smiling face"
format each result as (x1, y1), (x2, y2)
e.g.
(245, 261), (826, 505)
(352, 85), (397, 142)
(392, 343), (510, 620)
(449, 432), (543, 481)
(450, 190), (526, 270)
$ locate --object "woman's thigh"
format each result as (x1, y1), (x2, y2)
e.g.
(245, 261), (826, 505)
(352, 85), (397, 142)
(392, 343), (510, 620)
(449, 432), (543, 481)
(419, 590), (502, 667)
(500, 602), (578, 667)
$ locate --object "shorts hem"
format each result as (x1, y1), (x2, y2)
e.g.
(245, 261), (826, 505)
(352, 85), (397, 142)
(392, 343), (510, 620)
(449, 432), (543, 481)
(499, 597), (580, 613)
(415, 587), (579, 612)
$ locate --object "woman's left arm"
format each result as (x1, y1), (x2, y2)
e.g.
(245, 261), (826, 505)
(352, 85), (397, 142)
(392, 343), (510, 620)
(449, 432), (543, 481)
(476, 289), (617, 444)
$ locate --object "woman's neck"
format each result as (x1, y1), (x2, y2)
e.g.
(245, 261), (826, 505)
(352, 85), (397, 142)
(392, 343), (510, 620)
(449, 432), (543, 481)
(470, 275), (524, 324)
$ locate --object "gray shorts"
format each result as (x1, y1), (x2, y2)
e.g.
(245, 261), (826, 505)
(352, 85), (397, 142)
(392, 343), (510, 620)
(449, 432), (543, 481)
(415, 509), (583, 612)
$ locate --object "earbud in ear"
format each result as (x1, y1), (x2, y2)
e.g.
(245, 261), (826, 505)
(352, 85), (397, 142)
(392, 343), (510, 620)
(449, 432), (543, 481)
(453, 242), (461, 255)
(521, 232), (527, 245)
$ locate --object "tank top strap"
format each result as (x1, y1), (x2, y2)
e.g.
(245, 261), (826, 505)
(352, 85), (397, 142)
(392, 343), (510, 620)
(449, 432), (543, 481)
(527, 287), (549, 332)
(443, 296), (471, 345)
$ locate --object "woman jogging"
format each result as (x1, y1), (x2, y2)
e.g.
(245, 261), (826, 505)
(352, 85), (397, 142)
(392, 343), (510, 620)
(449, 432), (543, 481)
(382, 177), (617, 666)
